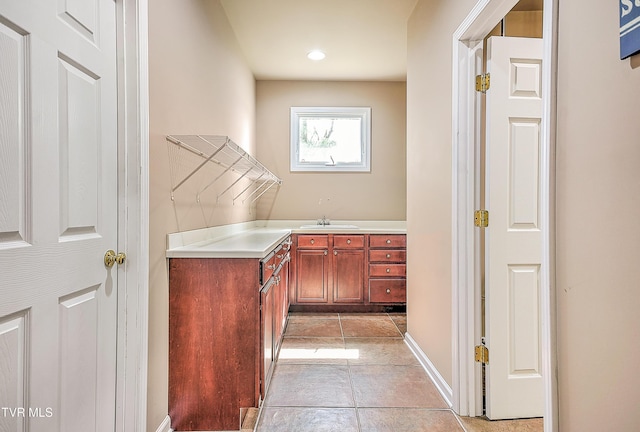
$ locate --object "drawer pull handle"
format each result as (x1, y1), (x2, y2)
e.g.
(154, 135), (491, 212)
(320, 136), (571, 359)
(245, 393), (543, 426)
(386, 288), (391, 294)
(386, 268), (391, 273)
(347, 239), (351, 244)
(310, 239), (315, 244)
(386, 253), (391, 258)
(386, 239), (391, 244)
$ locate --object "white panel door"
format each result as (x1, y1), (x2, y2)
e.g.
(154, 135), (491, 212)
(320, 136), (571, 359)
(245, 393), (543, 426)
(0, 0), (118, 431)
(485, 36), (544, 420)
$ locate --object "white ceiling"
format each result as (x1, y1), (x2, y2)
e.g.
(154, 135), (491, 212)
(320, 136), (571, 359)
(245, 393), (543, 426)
(219, 0), (419, 81)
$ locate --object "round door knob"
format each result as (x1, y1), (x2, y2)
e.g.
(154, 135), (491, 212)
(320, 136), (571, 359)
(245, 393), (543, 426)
(104, 250), (126, 268)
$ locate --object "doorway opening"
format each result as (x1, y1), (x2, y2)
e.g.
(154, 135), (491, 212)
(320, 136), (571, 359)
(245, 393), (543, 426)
(451, 0), (557, 430)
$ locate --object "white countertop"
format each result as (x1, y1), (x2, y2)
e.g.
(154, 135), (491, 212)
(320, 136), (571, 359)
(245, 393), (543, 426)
(166, 220), (406, 259)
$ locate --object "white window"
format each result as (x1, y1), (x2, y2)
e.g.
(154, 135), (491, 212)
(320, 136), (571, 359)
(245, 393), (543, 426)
(290, 107), (371, 172)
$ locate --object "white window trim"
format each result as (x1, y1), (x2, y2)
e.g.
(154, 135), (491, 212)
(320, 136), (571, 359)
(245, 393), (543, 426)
(290, 106), (371, 172)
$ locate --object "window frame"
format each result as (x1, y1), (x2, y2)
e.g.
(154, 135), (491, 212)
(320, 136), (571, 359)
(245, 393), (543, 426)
(290, 106), (371, 172)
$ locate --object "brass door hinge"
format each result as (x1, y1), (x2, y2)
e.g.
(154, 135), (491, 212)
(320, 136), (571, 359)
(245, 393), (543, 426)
(474, 210), (489, 227)
(475, 73), (490, 93)
(475, 345), (489, 364)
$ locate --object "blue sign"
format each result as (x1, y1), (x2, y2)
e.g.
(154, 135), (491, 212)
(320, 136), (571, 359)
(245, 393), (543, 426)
(620, 0), (640, 59)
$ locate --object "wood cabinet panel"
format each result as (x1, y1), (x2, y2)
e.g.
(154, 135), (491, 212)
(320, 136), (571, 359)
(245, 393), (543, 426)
(369, 263), (406, 277)
(369, 279), (407, 303)
(333, 234), (365, 248)
(369, 249), (406, 263)
(169, 258), (260, 431)
(261, 278), (275, 397)
(295, 249), (329, 303)
(369, 234), (406, 248)
(297, 234), (329, 248)
(333, 249), (365, 303)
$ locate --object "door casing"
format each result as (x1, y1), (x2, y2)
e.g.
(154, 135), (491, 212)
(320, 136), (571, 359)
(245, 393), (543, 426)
(450, 0), (558, 430)
(115, 1), (149, 431)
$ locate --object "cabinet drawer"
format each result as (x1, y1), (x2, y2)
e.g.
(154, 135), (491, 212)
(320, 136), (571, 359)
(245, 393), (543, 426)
(261, 254), (277, 284)
(333, 235), (365, 248)
(369, 263), (406, 277)
(369, 234), (406, 248)
(369, 249), (406, 263)
(369, 279), (406, 303)
(297, 235), (329, 249)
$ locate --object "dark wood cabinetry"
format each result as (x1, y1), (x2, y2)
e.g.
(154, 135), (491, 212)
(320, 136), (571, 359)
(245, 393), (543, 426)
(333, 235), (366, 303)
(169, 237), (290, 431)
(368, 234), (407, 304)
(292, 233), (405, 307)
(294, 238), (329, 303)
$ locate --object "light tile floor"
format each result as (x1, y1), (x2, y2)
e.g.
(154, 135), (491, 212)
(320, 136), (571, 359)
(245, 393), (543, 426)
(256, 312), (543, 432)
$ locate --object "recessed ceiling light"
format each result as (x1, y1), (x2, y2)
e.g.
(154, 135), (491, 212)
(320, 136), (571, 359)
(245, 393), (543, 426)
(307, 50), (326, 61)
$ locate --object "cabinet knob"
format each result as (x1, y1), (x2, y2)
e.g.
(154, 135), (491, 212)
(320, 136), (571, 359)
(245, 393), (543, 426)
(347, 239), (351, 244)
(324, 250), (328, 256)
(386, 253), (391, 259)
(386, 268), (391, 273)
(386, 288), (391, 294)
(334, 250), (338, 256)
(386, 239), (391, 244)
(310, 239), (315, 245)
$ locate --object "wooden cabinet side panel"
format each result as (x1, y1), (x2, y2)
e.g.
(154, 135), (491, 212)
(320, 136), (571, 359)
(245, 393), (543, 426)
(169, 258), (260, 431)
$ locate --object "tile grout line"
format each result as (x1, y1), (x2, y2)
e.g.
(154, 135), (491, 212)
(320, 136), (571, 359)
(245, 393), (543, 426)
(339, 313), (363, 432)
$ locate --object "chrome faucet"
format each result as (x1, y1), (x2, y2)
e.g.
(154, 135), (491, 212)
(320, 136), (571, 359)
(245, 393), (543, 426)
(317, 216), (330, 226)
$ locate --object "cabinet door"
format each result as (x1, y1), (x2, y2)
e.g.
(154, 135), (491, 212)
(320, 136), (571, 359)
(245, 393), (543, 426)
(261, 279), (275, 398)
(295, 249), (329, 303)
(333, 249), (365, 303)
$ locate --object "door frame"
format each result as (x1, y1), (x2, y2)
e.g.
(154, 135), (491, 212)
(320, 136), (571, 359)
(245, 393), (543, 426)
(450, 0), (558, 430)
(115, 0), (149, 431)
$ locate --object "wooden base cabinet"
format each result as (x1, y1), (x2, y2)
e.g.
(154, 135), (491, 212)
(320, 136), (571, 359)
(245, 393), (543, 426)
(368, 234), (407, 304)
(169, 237), (290, 431)
(291, 233), (404, 307)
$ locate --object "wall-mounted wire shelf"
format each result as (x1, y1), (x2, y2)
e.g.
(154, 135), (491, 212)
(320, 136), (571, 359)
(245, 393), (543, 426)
(166, 135), (282, 204)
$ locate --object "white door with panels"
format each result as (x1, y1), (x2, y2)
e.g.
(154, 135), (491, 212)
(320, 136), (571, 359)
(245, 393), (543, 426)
(483, 36), (544, 420)
(0, 0), (120, 431)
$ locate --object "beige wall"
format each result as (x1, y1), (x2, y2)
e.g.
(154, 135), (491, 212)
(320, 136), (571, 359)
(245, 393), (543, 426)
(556, 1), (640, 430)
(407, 0), (640, 429)
(147, 0), (256, 429)
(255, 81), (407, 221)
(406, 0), (476, 388)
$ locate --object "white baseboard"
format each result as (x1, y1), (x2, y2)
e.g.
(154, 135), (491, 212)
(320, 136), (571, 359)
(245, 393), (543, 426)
(155, 415), (172, 432)
(404, 332), (454, 408)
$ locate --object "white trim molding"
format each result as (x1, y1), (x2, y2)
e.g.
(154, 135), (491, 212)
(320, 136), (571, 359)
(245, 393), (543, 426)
(115, 0), (149, 431)
(155, 415), (173, 432)
(405, 332), (453, 408)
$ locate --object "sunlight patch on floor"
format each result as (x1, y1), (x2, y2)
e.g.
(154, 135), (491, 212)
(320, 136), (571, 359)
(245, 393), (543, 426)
(278, 348), (360, 360)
